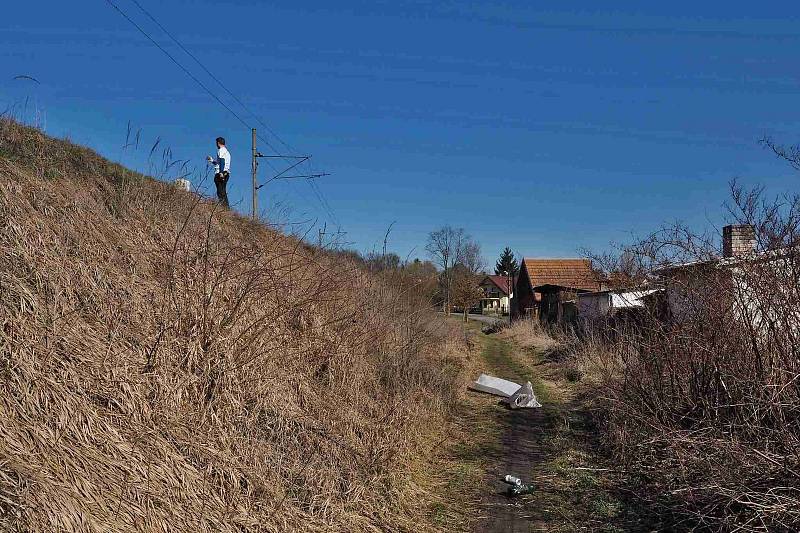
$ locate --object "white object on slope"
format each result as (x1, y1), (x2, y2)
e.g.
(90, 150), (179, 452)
(504, 381), (542, 409)
(174, 178), (191, 191)
(469, 373), (522, 398)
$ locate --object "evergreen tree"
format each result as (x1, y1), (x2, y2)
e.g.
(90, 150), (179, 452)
(494, 247), (519, 277)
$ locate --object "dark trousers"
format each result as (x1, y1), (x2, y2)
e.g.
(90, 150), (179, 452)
(214, 171), (230, 207)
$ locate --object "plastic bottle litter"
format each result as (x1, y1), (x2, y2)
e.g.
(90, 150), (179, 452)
(502, 474), (534, 496)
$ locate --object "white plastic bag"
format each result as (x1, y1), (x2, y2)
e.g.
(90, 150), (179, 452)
(504, 381), (542, 409)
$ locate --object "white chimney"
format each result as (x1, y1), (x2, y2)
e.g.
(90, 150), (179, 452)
(723, 224), (756, 258)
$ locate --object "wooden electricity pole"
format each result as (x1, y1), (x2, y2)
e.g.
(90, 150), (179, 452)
(251, 128), (257, 220)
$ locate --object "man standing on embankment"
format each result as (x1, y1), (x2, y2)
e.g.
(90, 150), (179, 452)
(207, 136), (231, 207)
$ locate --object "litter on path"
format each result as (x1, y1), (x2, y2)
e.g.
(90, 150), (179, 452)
(506, 381), (542, 409)
(502, 474), (535, 496)
(468, 373), (542, 409)
(470, 373), (521, 397)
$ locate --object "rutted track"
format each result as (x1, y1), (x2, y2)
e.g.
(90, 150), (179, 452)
(462, 327), (654, 532)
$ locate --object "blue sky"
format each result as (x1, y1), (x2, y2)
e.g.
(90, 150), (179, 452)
(3, 1), (799, 265)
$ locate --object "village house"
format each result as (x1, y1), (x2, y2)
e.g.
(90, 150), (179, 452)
(478, 275), (514, 315)
(583, 223), (793, 333)
(653, 224), (779, 325)
(511, 258), (602, 321)
(510, 226), (783, 327)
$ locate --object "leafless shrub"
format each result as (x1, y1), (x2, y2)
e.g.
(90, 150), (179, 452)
(581, 181), (800, 530)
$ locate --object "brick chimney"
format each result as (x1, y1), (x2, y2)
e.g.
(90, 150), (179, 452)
(722, 224), (756, 258)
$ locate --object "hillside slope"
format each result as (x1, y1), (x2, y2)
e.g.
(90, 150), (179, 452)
(0, 120), (467, 532)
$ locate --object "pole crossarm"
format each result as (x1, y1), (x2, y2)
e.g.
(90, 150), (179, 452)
(255, 172), (329, 190)
(255, 154), (310, 159)
(255, 156), (323, 190)
(271, 173), (330, 180)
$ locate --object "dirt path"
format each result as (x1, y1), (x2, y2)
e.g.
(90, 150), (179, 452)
(475, 336), (563, 533)
(456, 326), (656, 533)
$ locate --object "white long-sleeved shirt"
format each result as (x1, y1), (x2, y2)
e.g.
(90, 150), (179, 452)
(211, 146), (231, 173)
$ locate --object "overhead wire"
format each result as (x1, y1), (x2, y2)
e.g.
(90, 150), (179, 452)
(129, 0), (294, 159)
(104, 0), (340, 225)
(104, 0), (252, 134)
(128, 0), (332, 210)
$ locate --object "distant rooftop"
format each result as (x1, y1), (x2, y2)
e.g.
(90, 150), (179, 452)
(521, 258), (601, 292)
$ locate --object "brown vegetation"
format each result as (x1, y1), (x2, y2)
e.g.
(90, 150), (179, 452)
(576, 183), (800, 530)
(450, 271), (484, 323)
(0, 119), (470, 532)
(499, 319), (556, 354)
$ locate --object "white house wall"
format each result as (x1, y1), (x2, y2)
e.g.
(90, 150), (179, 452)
(663, 257), (800, 332)
(577, 293), (608, 320)
(730, 260), (800, 335)
(610, 291), (651, 309)
(578, 290), (655, 320)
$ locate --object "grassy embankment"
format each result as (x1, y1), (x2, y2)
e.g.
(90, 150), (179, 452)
(0, 118), (475, 532)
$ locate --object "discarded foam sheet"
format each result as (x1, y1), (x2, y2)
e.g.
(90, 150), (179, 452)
(469, 373), (521, 397)
(468, 374), (542, 409)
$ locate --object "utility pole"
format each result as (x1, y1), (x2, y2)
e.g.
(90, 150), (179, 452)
(318, 222), (327, 247)
(251, 128), (257, 220)
(506, 269), (513, 318)
(333, 227), (347, 250)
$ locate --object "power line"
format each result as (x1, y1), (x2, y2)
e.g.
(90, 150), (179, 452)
(104, 0), (339, 225)
(127, 0), (338, 222)
(129, 0), (299, 159)
(127, 0), (326, 192)
(309, 179), (339, 225)
(104, 0), (285, 175)
(104, 0), (252, 133)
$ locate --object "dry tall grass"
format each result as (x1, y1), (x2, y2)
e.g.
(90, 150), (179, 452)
(498, 318), (555, 353)
(577, 186), (800, 531)
(0, 119), (469, 532)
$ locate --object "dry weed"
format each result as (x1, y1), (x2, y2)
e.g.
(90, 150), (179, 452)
(499, 318), (555, 353)
(0, 119), (468, 532)
(576, 183), (800, 530)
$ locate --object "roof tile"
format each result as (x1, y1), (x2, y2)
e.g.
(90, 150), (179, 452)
(521, 258), (600, 292)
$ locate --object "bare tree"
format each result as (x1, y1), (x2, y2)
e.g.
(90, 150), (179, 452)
(450, 266), (484, 322)
(458, 240), (485, 275)
(454, 240), (485, 321)
(426, 226), (465, 313)
(426, 226), (486, 314)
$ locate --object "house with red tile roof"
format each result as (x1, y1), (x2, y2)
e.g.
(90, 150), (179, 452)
(512, 258), (602, 319)
(479, 274), (515, 315)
